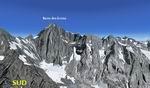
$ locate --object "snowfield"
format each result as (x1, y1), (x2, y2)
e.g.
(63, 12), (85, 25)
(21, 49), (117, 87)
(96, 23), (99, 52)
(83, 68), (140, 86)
(40, 60), (66, 84)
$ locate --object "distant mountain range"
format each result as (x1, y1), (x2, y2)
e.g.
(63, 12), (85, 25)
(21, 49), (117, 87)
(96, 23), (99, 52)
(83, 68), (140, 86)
(0, 24), (150, 88)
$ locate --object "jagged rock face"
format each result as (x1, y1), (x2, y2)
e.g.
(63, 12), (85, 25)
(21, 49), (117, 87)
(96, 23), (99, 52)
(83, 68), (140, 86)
(35, 25), (75, 65)
(0, 24), (150, 88)
(0, 28), (14, 55)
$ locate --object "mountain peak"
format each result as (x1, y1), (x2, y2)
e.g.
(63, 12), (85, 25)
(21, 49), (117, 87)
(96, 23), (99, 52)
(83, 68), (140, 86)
(45, 24), (59, 30)
(0, 28), (10, 35)
(47, 23), (57, 28)
(37, 24), (67, 39)
(0, 28), (14, 41)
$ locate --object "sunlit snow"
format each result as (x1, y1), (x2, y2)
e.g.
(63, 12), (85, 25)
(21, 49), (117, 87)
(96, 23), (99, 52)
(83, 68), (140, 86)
(86, 43), (92, 58)
(60, 86), (67, 88)
(118, 42), (127, 46)
(23, 49), (36, 59)
(1, 41), (3, 45)
(9, 42), (18, 50)
(34, 36), (39, 39)
(69, 54), (74, 62)
(9, 38), (23, 50)
(92, 84), (99, 88)
(67, 76), (75, 83)
(73, 47), (81, 61)
(19, 55), (31, 65)
(62, 39), (69, 43)
(126, 46), (134, 53)
(141, 49), (150, 60)
(0, 56), (4, 60)
(22, 39), (29, 44)
(99, 48), (105, 63)
(118, 48), (125, 63)
(40, 60), (66, 83)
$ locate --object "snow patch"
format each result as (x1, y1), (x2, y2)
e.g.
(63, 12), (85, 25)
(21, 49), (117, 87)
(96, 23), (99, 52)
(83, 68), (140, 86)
(141, 49), (150, 60)
(62, 39), (68, 43)
(121, 38), (125, 41)
(133, 42), (142, 48)
(118, 48), (125, 63)
(1, 41), (3, 45)
(19, 55), (31, 65)
(86, 43), (92, 51)
(89, 40), (92, 43)
(129, 39), (133, 42)
(144, 41), (148, 45)
(126, 46), (134, 53)
(9, 42), (17, 50)
(136, 44), (142, 48)
(69, 42), (76, 45)
(67, 76), (75, 83)
(60, 86), (67, 88)
(16, 37), (21, 43)
(9, 37), (38, 60)
(40, 60), (66, 83)
(133, 42), (137, 45)
(62, 56), (66, 59)
(9, 38), (23, 50)
(99, 49), (105, 58)
(34, 36), (38, 39)
(99, 49), (105, 63)
(126, 80), (129, 88)
(22, 39), (29, 44)
(92, 84), (99, 88)
(73, 47), (81, 61)
(86, 43), (92, 58)
(62, 61), (67, 64)
(141, 41), (148, 45)
(0, 56), (4, 60)
(118, 42), (127, 46)
(69, 54), (74, 62)
(23, 49), (36, 59)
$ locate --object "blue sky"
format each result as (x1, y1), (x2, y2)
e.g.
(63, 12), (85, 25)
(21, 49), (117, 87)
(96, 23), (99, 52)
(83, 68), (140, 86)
(0, 0), (150, 40)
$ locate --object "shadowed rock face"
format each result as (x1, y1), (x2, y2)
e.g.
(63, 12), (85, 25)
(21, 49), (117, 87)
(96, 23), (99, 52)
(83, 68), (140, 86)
(0, 24), (150, 88)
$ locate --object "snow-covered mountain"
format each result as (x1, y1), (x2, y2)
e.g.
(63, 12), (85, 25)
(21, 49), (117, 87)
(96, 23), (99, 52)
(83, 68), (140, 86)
(0, 24), (150, 88)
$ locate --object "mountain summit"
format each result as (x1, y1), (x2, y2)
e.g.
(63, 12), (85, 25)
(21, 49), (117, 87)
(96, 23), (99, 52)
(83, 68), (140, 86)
(0, 24), (150, 88)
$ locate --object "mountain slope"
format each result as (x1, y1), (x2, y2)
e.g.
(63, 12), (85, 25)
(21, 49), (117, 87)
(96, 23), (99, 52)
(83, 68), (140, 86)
(0, 24), (150, 88)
